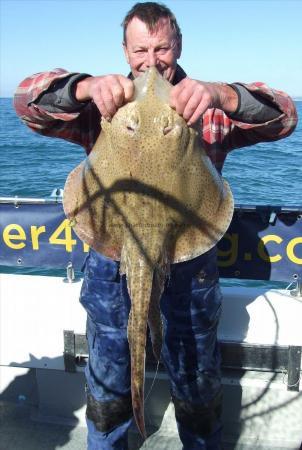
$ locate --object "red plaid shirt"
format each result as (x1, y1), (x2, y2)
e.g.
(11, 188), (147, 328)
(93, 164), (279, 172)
(14, 68), (297, 171)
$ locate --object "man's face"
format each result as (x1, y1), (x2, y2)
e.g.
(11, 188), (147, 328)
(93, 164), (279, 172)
(123, 17), (181, 82)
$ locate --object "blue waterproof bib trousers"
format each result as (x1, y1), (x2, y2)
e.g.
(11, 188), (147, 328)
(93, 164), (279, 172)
(80, 248), (223, 450)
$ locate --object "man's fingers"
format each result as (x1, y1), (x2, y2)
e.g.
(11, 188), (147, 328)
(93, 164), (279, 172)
(89, 75), (134, 118)
(169, 80), (186, 110)
(93, 92), (112, 120)
(181, 94), (201, 121)
(187, 100), (209, 125)
(170, 78), (203, 118)
(98, 84), (117, 118)
(170, 78), (218, 125)
(105, 76), (134, 111)
(183, 90), (211, 124)
(118, 76), (134, 102)
(174, 87), (193, 116)
(110, 79), (125, 109)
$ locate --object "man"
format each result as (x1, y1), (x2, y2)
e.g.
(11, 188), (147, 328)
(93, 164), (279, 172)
(14, 3), (297, 449)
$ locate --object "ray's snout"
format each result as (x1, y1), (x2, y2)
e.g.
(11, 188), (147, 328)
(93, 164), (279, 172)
(125, 112), (176, 136)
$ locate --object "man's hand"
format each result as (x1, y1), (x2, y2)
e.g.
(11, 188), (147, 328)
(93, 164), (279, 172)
(75, 75), (134, 120)
(170, 78), (238, 126)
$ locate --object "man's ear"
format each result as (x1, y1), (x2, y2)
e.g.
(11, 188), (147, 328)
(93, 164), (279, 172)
(123, 41), (130, 64)
(176, 37), (182, 59)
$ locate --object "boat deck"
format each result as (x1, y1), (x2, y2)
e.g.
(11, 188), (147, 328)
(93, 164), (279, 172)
(0, 400), (144, 450)
(1, 276), (301, 450)
(1, 398), (298, 450)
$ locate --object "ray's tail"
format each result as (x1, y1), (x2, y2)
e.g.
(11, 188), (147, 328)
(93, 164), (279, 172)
(120, 233), (167, 440)
(126, 258), (154, 439)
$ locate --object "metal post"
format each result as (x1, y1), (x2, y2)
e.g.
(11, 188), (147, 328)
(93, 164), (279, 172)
(290, 274), (302, 298)
(287, 346), (301, 391)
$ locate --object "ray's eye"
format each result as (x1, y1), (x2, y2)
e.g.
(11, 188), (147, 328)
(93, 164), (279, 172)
(161, 114), (174, 136)
(126, 115), (139, 134)
(163, 126), (173, 135)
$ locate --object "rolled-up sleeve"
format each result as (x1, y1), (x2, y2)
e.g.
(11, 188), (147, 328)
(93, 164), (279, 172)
(228, 81), (298, 139)
(202, 81), (298, 169)
(14, 68), (100, 154)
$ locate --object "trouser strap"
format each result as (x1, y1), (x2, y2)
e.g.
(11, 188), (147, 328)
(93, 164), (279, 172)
(86, 392), (133, 433)
(172, 389), (223, 436)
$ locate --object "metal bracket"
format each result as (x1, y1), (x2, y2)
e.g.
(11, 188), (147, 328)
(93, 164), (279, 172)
(290, 274), (302, 298)
(63, 331), (88, 372)
(63, 330), (77, 372)
(63, 262), (80, 283)
(269, 211), (277, 225)
(50, 188), (64, 199)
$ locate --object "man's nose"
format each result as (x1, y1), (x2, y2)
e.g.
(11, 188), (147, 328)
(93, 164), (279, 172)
(145, 50), (158, 67)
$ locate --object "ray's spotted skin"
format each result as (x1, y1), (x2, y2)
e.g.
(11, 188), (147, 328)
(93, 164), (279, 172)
(63, 67), (234, 439)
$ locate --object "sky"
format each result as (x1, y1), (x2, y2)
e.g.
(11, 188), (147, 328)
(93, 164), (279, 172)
(1, 0), (301, 98)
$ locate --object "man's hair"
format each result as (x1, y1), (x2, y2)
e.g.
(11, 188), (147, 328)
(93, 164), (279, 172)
(122, 2), (182, 43)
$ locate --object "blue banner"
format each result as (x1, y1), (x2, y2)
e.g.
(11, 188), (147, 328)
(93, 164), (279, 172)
(0, 202), (301, 281)
(0, 203), (87, 270)
(217, 207), (302, 281)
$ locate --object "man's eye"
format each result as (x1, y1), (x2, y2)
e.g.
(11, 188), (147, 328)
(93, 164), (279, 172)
(157, 48), (169, 54)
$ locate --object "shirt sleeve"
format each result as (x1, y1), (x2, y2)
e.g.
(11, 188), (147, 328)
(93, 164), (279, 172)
(35, 73), (91, 113)
(202, 81), (298, 170)
(228, 83), (281, 123)
(14, 68), (101, 154)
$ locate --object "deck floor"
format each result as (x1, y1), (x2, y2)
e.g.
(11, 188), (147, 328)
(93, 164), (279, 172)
(1, 400), (298, 450)
(0, 400), (146, 450)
